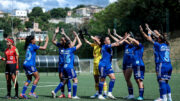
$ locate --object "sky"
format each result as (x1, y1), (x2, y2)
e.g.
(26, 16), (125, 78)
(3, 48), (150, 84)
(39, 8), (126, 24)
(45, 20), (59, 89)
(0, 0), (117, 12)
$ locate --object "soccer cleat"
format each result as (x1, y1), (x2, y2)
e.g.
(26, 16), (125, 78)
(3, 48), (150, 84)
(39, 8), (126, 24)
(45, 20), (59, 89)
(136, 96), (144, 101)
(5, 95), (11, 99)
(20, 93), (28, 99)
(98, 95), (106, 100)
(58, 94), (65, 98)
(68, 94), (72, 99)
(29, 92), (38, 98)
(103, 93), (107, 98)
(107, 92), (116, 99)
(90, 93), (98, 99)
(51, 91), (56, 98)
(72, 96), (80, 99)
(154, 98), (163, 101)
(13, 95), (19, 99)
(124, 95), (134, 99)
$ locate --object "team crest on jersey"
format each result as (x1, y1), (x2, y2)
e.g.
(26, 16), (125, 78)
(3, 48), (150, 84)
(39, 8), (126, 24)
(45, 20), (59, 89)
(160, 46), (170, 51)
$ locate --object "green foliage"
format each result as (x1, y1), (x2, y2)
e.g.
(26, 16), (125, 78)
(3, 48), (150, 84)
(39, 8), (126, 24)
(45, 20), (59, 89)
(50, 8), (67, 18)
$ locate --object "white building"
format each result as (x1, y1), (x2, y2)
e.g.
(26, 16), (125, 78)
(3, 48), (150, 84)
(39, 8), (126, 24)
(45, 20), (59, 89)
(14, 10), (27, 18)
(76, 5), (104, 17)
(65, 17), (84, 25)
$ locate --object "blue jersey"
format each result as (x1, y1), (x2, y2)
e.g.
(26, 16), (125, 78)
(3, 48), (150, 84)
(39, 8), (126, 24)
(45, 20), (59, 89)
(24, 44), (40, 67)
(56, 43), (64, 64)
(133, 43), (144, 66)
(63, 47), (76, 69)
(153, 45), (159, 64)
(100, 44), (113, 66)
(154, 42), (171, 63)
(123, 43), (135, 65)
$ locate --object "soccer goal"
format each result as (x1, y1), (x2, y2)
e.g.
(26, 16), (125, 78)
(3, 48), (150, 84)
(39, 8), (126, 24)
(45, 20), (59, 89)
(78, 59), (121, 73)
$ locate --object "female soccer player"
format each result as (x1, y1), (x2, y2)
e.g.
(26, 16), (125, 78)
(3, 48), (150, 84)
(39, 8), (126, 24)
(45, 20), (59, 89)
(20, 35), (49, 99)
(140, 25), (163, 101)
(52, 27), (76, 98)
(98, 31), (129, 100)
(127, 36), (145, 101)
(84, 36), (108, 98)
(141, 25), (172, 101)
(109, 29), (135, 99)
(51, 31), (82, 99)
(0, 38), (19, 99)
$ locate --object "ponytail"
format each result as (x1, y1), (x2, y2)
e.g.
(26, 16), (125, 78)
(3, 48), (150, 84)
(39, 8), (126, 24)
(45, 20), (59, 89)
(24, 35), (35, 50)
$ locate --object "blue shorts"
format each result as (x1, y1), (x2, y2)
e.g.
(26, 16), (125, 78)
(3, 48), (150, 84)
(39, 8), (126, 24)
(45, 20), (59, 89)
(99, 63), (114, 78)
(133, 66), (145, 80)
(157, 63), (172, 80)
(58, 64), (64, 73)
(123, 63), (133, 70)
(23, 64), (37, 75)
(62, 68), (77, 79)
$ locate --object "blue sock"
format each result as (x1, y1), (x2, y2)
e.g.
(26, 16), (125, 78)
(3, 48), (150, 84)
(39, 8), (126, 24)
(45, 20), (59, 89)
(54, 82), (64, 93)
(109, 79), (115, 92)
(166, 83), (171, 94)
(139, 88), (144, 97)
(158, 81), (163, 99)
(159, 80), (167, 96)
(30, 84), (37, 93)
(73, 83), (77, 97)
(99, 82), (104, 95)
(67, 80), (71, 93)
(22, 86), (28, 94)
(128, 87), (133, 95)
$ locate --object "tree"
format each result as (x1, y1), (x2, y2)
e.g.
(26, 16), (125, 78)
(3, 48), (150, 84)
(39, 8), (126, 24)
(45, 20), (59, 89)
(50, 8), (67, 18)
(29, 7), (43, 17)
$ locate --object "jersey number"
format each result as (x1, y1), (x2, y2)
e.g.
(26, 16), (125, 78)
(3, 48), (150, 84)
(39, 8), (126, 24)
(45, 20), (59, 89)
(64, 55), (71, 64)
(164, 51), (170, 62)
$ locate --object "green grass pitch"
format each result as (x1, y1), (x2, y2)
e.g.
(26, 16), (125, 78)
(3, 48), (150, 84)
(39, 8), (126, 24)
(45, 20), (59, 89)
(0, 73), (179, 101)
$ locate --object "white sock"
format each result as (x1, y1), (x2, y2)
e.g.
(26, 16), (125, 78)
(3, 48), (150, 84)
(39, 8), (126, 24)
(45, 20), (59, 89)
(96, 91), (99, 95)
(68, 92), (71, 95)
(167, 93), (172, 100)
(104, 91), (107, 95)
(108, 92), (112, 95)
(162, 95), (167, 101)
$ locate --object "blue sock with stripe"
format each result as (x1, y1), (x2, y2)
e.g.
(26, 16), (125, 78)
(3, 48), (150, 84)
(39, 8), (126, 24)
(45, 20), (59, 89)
(22, 86), (28, 94)
(54, 82), (64, 94)
(67, 80), (71, 93)
(109, 79), (115, 92)
(73, 83), (77, 97)
(99, 82), (104, 95)
(139, 88), (144, 97)
(158, 81), (163, 99)
(128, 87), (133, 95)
(30, 84), (37, 93)
(166, 83), (171, 94)
(159, 80), (167, 97)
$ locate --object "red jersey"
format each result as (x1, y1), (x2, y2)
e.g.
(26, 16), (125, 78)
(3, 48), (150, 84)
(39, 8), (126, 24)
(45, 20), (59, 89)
(5, 46), (19, 64)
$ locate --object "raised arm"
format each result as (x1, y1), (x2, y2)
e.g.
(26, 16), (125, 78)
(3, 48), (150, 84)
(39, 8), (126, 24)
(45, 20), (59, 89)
(61, 28), (72, 42)
(91, 36), (101, 45)
(74, 31), (82, 50)
(71, 37), (77, 47)
(140, 25), (154, 44)
(38, 35), (42, 46)
(52, 27), (59, 45)
(108, 29), (119, 42)
(127, 37), (140, 46)
(84, 38), (92, 46)
(111, 34), (130, 47)
(145, 24), (158, 38)
(113, 29), (123, 40)
(39, 35), (49, 50)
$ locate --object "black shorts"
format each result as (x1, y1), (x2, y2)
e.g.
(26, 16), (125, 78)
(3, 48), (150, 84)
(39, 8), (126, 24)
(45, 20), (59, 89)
(5, 64), (16, 75)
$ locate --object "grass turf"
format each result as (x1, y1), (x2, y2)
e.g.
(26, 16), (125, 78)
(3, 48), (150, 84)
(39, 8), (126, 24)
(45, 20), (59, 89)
(0, 73), (179, 101)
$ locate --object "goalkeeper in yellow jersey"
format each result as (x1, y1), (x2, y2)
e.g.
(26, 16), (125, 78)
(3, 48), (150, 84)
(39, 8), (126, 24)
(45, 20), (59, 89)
(84, 36), (108, 98)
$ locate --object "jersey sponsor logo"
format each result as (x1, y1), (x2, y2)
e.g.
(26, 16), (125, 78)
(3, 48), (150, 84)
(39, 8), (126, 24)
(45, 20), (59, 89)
(160, 46), (170, 51)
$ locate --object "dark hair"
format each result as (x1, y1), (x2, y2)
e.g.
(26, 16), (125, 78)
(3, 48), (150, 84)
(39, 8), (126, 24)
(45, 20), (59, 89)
(64, 40), (71, 49)
(100, 36), (107, 47)
(24, 35), (35, 50)
(159, 34), (169, 46)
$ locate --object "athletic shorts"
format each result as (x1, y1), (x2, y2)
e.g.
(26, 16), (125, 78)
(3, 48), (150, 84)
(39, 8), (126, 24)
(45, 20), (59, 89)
(123, 63), (133, 70)
(58, 64), (64, 73)
(93, 62), (99, 75)
(5, 64), (16, 75)
(99, 63), (114, 78)
(157, 63), (172, 80)
(62, 68), (77, 79)
(133, 66), (145, 80)
(23, 64), (37, 75)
